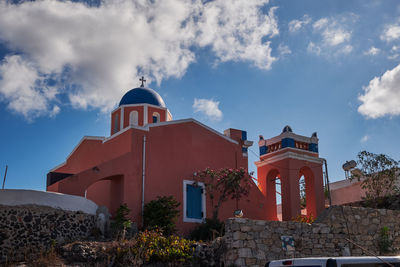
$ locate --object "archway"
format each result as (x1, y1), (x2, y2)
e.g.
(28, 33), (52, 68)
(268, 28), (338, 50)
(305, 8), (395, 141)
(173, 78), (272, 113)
(265, 169), (281, 221)
(299, 167), (317, 217)
(85, 175), (124, 215)
(299, 175), (306, 215)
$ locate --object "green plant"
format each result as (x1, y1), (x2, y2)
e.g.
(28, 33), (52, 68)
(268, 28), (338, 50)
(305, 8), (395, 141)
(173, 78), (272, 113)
(132, 229), (194, 264)
(378, 226), (393, 254)
(193, 167), (252, 220)
(350, 151), (399, 207)
(112, 203), (132, 240)
(189, 218), (225, 241)
(143, 196), (180, 235)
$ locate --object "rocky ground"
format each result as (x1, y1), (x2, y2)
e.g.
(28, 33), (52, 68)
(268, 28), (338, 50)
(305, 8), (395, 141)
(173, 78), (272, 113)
(6, 237), (225, 267)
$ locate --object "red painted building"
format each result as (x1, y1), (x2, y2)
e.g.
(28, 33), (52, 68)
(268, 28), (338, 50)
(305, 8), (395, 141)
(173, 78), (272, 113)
(47, 82), (325, 234)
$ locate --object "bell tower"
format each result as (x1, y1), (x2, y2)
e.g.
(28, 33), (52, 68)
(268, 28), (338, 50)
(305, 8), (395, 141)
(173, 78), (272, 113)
(255, 126), (325, 221)
(110, 76), (172, 135)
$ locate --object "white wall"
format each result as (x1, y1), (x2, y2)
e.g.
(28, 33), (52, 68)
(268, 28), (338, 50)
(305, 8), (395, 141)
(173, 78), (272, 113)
(0, 189), (98, 215)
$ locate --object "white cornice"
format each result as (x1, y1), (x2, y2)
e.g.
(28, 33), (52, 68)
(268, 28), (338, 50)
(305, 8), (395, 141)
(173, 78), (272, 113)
(255, 149), (323, 167)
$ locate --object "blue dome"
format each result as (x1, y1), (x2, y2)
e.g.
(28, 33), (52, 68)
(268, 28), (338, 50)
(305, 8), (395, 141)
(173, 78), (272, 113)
(119, 87), (166, 107)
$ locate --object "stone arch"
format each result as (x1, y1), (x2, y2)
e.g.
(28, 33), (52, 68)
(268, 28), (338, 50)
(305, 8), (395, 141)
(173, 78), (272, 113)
(299, 166), (317, 218)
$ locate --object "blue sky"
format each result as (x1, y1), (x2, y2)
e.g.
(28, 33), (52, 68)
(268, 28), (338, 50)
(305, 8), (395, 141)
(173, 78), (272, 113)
(0, 0), (400, 191)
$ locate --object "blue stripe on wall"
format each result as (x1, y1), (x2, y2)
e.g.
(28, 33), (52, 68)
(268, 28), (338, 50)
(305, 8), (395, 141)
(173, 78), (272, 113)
(281, 138), (295, 148)
(260, 145), (267, 155)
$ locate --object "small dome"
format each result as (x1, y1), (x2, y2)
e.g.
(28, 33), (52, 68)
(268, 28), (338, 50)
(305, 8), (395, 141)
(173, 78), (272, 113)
(119, 87), (166, 107)
(282, 125), (293, 133)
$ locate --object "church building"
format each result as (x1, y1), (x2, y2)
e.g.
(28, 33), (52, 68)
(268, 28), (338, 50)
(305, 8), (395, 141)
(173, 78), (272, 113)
(47, 78), (325, 234)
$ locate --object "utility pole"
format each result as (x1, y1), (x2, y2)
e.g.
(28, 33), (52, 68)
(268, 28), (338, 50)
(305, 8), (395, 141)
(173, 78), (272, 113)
(2, 165), (8, 189)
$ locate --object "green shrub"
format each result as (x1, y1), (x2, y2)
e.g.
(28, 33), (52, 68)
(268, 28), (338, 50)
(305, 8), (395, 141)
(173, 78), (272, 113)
(378, 226), (393, 254)
(143, 196), (180, 235)
(132, 229), (194, 265)
(111, 203), (132, 240)
(189, 218), (224, 241)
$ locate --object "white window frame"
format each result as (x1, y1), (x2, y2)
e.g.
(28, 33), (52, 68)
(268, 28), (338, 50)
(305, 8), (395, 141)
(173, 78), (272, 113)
(183, 180), (206, 223)
(129, 110), (139, 126)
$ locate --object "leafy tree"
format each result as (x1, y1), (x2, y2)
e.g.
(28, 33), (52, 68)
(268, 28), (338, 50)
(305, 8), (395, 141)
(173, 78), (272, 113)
(143, 196), (180, 235)
(193, 167), (252, 221)
(350, 151), (399, 204)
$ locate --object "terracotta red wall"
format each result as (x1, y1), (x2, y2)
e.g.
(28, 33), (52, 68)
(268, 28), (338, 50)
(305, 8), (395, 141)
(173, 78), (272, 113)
(139, 121), (265, 235)
(54, 130), (133, 174)
(49, 121), (267, 236)
(110, 109), (121, 135)
(147, 106), (166, 123)
(257, 154), (325, 221)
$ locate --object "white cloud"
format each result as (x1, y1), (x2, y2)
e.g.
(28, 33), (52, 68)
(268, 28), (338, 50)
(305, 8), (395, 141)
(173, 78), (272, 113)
(288, 14), (311, 33)
(277, 44), (291, 56)
(313, 18), (328, 30)
(309, 16), (353, 56)
(0, 55), (59, 121)
(313, 18), (350, 46)
(381, 24), (400, 42)
(358, 63), (400, 118)
(388, 45), (400, 60)
(0, 0), (278, 120)
(364, 46), (380, 56)
(192, 98), (223, 121)
(196, 0), (278, 70)
(307, 42), (321, 55)
(360, 135), (369, 143)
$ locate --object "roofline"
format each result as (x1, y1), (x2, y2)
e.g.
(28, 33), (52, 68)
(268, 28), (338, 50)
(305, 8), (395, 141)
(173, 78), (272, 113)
(48, 136), (105, 173)
(50, 118), (239, 173)
(105, 118), (238, 144)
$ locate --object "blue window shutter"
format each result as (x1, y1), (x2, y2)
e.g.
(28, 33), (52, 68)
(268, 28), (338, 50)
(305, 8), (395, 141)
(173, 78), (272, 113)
(187, 184), (202, 219)
(241, 131), (247, 140)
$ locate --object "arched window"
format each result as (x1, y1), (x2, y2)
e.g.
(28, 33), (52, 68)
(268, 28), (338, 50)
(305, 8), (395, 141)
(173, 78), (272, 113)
(152, 112), (160, 123)
(129, 111), (139, 126)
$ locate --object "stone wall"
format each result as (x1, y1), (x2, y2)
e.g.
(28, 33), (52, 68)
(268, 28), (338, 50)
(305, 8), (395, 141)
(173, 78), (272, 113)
(224, 206), (400, 266)
(0, 204), (95, 263)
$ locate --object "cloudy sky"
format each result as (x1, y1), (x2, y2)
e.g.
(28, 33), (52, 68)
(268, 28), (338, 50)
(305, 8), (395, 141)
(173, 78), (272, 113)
(0, 0), (399, 190)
